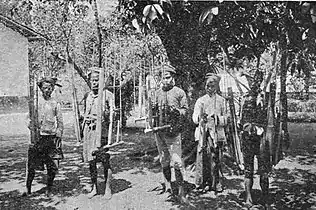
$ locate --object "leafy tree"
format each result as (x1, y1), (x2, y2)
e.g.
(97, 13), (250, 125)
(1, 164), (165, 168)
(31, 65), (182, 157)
(117, 1), (316, 154)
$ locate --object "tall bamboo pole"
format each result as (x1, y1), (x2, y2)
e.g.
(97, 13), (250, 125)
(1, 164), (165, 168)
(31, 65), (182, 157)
(133, 61), (136, 108)
(93, 0), (102, 68)
(117, 40), (123, 143)
(138, 61), (143, 117)
(93, 0), (105, 147)
(107, 55), (114, 145)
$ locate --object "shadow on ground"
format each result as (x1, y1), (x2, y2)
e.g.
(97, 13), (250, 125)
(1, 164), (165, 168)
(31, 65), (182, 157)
(1, 124), (315, 209)
(0, 127), (158, 209)
(270, 166), (316, 210)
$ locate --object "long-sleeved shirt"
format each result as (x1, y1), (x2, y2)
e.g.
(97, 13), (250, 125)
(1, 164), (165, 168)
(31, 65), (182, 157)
(82, 89), (115, 154)
(192, 93), (229, 142)
(38, 96), (63, 137)
(155, 86), (188, 116)
(83, 89), (115, 121)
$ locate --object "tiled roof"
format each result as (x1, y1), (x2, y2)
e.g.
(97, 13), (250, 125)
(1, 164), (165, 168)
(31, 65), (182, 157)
(0, 14), (47, 41)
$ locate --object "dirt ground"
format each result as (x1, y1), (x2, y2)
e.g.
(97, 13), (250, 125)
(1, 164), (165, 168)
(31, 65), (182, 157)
(0, 113), (315, 210)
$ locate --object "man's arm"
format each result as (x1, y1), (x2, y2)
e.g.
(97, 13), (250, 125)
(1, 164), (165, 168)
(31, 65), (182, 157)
(192, 98), (202, 124)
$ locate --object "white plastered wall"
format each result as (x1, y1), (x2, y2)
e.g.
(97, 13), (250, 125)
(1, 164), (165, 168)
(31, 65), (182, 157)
(0, 22), (28, 96)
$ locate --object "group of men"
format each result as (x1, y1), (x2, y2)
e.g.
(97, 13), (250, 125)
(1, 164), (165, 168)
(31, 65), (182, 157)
(150, 65), (271, 208)
(23, 63), (271, 208)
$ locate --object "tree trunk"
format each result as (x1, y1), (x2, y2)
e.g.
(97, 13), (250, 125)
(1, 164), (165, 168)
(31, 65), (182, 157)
(280, 49), (290, 151)
(156, 18), (213, 94)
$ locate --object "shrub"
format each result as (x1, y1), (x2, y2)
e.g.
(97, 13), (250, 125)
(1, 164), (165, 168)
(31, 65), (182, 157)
(287, 99), (316, 112)
(288, 112), (316, 123)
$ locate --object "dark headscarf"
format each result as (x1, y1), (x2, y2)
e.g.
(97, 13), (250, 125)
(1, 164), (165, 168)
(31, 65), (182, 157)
(37, 76), (62, 88)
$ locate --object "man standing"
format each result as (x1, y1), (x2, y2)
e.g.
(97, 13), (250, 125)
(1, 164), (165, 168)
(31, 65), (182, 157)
(192, 73), (229, 193)
(24, 76), (64, 197)
(154, 64), (189, 203)
(81, 67), (114, 199)
(239, 73), (270, 208)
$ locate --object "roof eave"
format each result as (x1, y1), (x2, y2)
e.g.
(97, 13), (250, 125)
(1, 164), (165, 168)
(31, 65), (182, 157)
(0, 14), (48, 42)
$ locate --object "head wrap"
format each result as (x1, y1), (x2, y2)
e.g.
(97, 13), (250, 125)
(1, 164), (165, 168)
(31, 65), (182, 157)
(87, 67), (104, 77)
(162, 64), (176, 75)
(37, 76), (61, 88)
(205, 73), (221, 84)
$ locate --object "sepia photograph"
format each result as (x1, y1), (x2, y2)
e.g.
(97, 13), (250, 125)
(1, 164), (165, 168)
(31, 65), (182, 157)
(0, 0), (315, 209)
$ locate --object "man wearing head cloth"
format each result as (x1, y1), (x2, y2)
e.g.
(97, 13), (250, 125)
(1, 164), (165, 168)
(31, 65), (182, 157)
(192, 72), (229, 193)
(80, 67), (115, 199)
(153, 64), (189, 203)
(23, 76), (64, 197)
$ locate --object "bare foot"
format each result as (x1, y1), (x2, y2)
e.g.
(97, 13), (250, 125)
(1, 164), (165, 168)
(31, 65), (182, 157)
(87, 185), (98, 199)
(203, 185), (210, 193)
(165, 182), (173, 194)
(216, 182), (223, 193)
(45, 188), (52, 198)
(104, 188), (112, 200)
(244, 198), (253, 209)
(21, 191), (31, 197)
(179, 194), (190, 204)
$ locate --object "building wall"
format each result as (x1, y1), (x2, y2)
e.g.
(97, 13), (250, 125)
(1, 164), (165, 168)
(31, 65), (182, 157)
(0, 22), (28, 96)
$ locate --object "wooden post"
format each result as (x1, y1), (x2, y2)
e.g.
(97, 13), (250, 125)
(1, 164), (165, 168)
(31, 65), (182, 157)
(28, 70), (39, 144)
